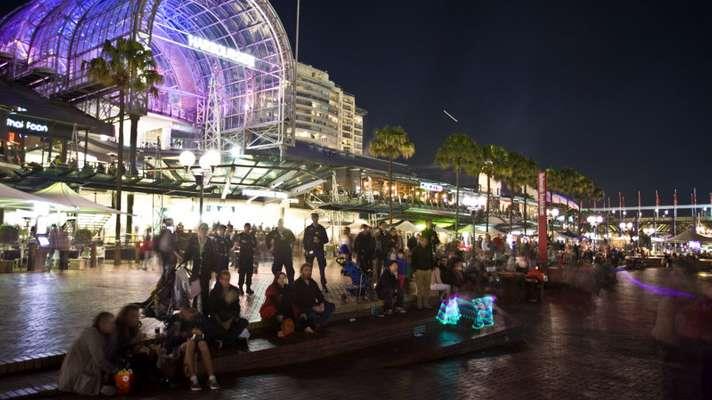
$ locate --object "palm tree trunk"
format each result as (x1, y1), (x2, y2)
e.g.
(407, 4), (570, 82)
(388, 158), (393, 224)
(114, 89), (125, 265)
(454, 166), (460, 235)
(485, 174), (491, 234)
(129, 114), (139, 176)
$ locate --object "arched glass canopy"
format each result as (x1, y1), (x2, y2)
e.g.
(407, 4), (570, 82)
(0, 0), (294, 151)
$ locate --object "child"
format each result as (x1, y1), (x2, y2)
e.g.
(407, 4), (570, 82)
(376, 261), (406, 316)
(395, 250), (408, 290)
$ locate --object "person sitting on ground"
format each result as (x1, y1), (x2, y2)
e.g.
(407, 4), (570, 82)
(59, 312), (119, 396)
(377, 261), (406, 316)
(112, 304), (159, 391)
(430, 258), (452, 299)
(164, 307), (220, 391)
(260, 272), (295, 338)
(206, 270), (249, 349)
(293, 263), (335, 334)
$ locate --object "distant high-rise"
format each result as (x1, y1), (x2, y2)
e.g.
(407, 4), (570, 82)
(292, 63), (365, 155)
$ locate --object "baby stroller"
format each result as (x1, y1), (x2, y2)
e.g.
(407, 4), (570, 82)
(337, 244), (371, 299)
(140, 261), (193, 321)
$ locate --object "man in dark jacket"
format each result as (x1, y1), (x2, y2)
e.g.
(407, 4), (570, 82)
(211, 225), (231, 272)
(353, 224), (375, 273)
(235, 223), (257, 295)
(377, 261), (406, 315)
(421, 220), (440, 255)
(184, 223), (217, 313)
(267, 218), (296, 284)
(293, 263), (335, 333)
(302, 213), (329, 292)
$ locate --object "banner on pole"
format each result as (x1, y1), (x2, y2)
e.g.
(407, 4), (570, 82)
(537, 171), (547, 265)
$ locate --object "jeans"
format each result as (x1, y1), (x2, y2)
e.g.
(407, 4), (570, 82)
(306, 250), (327, 287)
(192, 275), (211, 313)
(298, 301), (335, 331)
(272, 254), (295, 284)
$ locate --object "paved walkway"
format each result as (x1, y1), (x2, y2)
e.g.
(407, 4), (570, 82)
(51, 267), (709, 400)
(0, 258), (353, 362)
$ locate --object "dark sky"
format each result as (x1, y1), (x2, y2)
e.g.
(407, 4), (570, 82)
(272, 0), (712, 206)
(2, 0), (710, 205)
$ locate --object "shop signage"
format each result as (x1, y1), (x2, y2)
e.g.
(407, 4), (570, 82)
(461, 194), (486, 209)
(420, 182), (443, 192)
(537, 171), (547, 264)
(187, 34), (256, 68)
(6, 117), (48, 133)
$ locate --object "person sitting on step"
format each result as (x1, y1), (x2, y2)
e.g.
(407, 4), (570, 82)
(260, 272), (296, 338)
(58, 312), (119, 396)
(206, 270), (250, 349)
(293, 263), (335, 334)
(164, 307), (220, 391)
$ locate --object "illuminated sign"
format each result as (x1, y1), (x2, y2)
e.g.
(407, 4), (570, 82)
(420, 182), (443, 192)
(6, 117), (48, 133)
(460, 194), (486, 209)
(187, 34), (256, 68)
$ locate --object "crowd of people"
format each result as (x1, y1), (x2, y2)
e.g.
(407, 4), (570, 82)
(59, 210), (712, 396)
(59, 213), (338, 395)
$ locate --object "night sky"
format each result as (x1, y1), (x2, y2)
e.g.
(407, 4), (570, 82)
(2, 0), (710, 205)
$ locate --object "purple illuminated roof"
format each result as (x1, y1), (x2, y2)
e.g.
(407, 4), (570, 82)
(0, 0), (293, 132)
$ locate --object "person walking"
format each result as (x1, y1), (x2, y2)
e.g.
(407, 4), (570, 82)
(267, 219), (296, 284)
(236, 223), (257, 295)
(303, 213), (329, 293)
(184, 223), (217, 312)
(411, 236), (434, 309)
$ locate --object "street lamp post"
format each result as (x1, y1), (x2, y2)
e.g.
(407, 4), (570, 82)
(179, 150), (221, 223)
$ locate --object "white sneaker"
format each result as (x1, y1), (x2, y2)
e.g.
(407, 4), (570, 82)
(208, 377), (220, 390)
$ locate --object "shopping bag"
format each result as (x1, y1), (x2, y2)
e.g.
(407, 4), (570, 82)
(114, 368), (134, 395)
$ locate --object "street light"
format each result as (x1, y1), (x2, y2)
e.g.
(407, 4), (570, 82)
(179, 150), (196, 167)
(179, 150), (221, 223)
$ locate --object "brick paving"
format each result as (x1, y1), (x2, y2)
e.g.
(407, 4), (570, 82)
(0, 258), (353, 362)
(2, 266), (710, 399)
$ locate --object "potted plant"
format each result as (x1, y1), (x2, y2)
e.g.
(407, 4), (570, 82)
(0, 225), (20, 273)
(73, 228), (94, 269)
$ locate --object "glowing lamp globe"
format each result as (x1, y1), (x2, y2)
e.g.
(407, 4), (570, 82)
(199, 150), (221, 170)
(178, 150), (196, 167)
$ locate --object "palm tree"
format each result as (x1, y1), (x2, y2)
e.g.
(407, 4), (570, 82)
(435, 133), (483, 234)
(518, 156), (538, 236)
(504, 152), (537, 234)
(481, 144), (510, 234)
(368, 126), (415, 223)
(88, 38), (162, 264)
